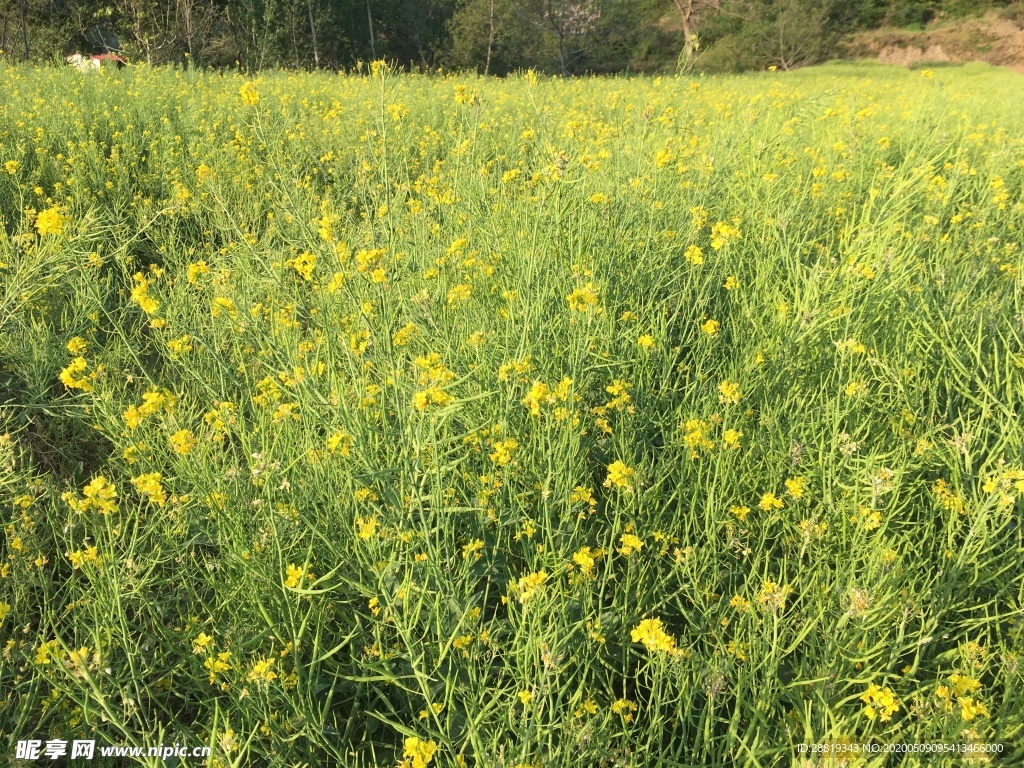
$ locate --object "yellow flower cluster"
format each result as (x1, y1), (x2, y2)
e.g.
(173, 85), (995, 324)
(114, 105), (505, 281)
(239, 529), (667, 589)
(35, 205), (66, 236)
(513, 570), (548, 604)
(169, 429), (197, 455)
(604, 460), (634, 490)
(285, 251), (317, 281)
(123, 389), (176, 429)
(62, 476), (118, 515)
(718, 380), (741, 405)
(59, 357), (93, 391)
(284, 563), (313, 589)
(66, 545), (101, 569)
(131, 472), (167, 507)
(936, 673), (989, 720)
(630, 617), (678, 654)
(130, 272), (159, 315)
(522, 377), (573, 417)
(861, 682), (899, 722)
(981, 465), (1024, 509)
(566, 282), (601, 313)
(399, 737), (438, 768)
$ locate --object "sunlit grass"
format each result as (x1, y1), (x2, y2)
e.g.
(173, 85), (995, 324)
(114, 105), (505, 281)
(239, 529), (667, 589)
(1, 61), (1023, 767)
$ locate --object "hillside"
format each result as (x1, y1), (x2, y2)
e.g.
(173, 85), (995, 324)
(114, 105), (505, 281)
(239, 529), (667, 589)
(844, 10), (1024, 73)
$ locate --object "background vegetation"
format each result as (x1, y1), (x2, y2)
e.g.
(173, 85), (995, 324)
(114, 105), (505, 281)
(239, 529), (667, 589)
(2, 0), (1024, 72)
(1, 61), (1023, 766)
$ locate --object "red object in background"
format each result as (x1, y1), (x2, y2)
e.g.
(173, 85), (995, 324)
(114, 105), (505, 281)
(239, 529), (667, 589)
(91, 53), (126, 67)
(66, 52), (127, 71)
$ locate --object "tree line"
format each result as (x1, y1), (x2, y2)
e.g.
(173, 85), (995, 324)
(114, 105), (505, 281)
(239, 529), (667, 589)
(0, 0), (1019, 73)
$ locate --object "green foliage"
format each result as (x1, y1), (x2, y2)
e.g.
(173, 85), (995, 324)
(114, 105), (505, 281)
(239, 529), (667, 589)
(3, 0), (1020, 73)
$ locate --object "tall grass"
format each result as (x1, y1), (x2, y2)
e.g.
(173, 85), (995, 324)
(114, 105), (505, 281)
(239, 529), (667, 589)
(1, 61), (1023, 767)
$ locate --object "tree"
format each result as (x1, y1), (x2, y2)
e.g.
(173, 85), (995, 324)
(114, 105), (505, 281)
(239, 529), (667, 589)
(669, 0), (719, 62)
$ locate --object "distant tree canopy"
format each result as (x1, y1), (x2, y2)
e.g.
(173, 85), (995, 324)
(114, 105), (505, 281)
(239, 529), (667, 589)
(0, 0), (1019, 72)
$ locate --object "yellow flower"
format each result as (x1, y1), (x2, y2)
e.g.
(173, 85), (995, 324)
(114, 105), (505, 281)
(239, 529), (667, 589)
(572, 546), (597, 576)
(169, 429), (197, 455)
(638, 334), (655, 349)
(4, 160), (20, 175)
(326, 431), (353, 456)
(630, 617), (677, 654)
(729, 594), (750, 612)
(204, 650), (232, 683)
(131, 472), (166, 507)
(861, 683), (899, 722)
(604, 460), (634, 490)
(724, 275), (739, 290)
(130, 272), (159, 315)
(517, 690), (534, 705)
(835, 337), (866, 355)
(66, 546), (100, 569)
(618, 533), (644, 556)
(193, 632), (214, 653)
(567, 282), (600, 313)
(860, 507), (882, 530)
(784, 477), (806, 499)
(167, 335), (193, 357)
(489, 438), (518, 467)
(413, 387), (454, 411)
(756, 579), (791, 611)
(34, 640), (60, 665)
(722, 429), (742, 449)
(63, 475), (118, 515)
(729, 504), (750, 522)
(187, 261), (211, 283)
(284, 563), (311, 589)
(393, 322), (419, 346)
(462, 539), (484, 560)
(710, 221), (741, 250)
(522, 381), (551, 416)
(718, 380), (740, 405)
(248, 656), (278, 683)
(727, 640), (747, 661)
(35, 206), (66, 236)
(212, 296), (237, 318)
(0, 602), (10, 622)
(958, 696), (989, 720)
(949, 673), (982, 697)
(611, 698), (637, 722)
(844, 381), (868, 397)
(66, 336), (88, 355)
(239, 81), (260, 106)
(759, 492), (783, 511)
(400, 737), (438, 768)
(684, 244), (703, 265)
(682, 419), (714, 457)
(123, 389), (174, 429)
(355, 516), (378, 540)
(514, 570), (548, 603)
(447, 284), (472, 304)
(701, 319), (720, 336)
(59, 357), (93, 392)
(286, 251), (316, 281)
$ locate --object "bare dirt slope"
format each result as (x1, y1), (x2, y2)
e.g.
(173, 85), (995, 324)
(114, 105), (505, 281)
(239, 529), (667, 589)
(843, 11), (1024, 74)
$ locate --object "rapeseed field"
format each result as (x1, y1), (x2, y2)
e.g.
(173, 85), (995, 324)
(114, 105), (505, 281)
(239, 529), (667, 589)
(1, 61), (1023, 766)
